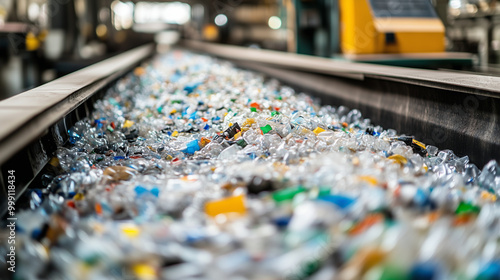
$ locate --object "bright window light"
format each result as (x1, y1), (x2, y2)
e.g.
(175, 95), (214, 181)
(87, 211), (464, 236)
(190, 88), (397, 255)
(214, 14), (228, 26)
(268, 16), (281, 30)
(134, 2), (191, 25)
(111, 1), (134, 30)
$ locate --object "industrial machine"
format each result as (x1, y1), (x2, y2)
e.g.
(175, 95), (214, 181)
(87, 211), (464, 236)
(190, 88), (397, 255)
(294, 0), (471, 68)
(339, 0), (446, 54)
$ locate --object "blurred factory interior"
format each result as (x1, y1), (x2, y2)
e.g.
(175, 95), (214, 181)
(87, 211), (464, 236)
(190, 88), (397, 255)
(0, 0), (499, 100)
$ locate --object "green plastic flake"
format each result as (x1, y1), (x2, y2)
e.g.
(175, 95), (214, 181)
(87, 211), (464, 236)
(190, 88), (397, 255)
(276, 96), (282, 100)
(272, 186), (306, 202)
(455, 201), (480, 215)
(172, 100), (183, 104)
(271, 111), (280, 117)
(260, 124), (272, 134)
(236, 139), (248, 148)
(157, 106), (163, 113)
(378, 265), (408, 280)
(230, 98), (236, 102)
(318, 187), (331, 197)
(250, 107), (258, 113)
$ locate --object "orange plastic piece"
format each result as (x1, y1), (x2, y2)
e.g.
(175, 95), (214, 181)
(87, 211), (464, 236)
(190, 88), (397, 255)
(95, 203), (103, 215)
(349, 213), (384, 235)
(134, 67), (146, 76)
(205, 195), (246, 217)
(249, 102), (260, 110)
(200, 137), (211, 148)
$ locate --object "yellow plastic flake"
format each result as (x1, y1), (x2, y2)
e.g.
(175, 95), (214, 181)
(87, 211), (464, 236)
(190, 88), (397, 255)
(224, 112), (228, 116)
(123, 120), (134, 128)
(205, 195), (246, 217)
(388, 154), (407, 166)
(73, 193), (85, 201)
(172, 131), (179, 137)
(234, 131), (242, 139)
(49, 157), (59, 167)
(121, 224), (140, 238)
(26, 32), (40, 51)
(358, 175), (378, 186)
(412, 139), (426, 150)
(242, 118), (256, 127)
(481, 191), (497, 202)
(170, 109), (177, 114)
(132, 264), (156, 280)
(313, 127), (326, 135)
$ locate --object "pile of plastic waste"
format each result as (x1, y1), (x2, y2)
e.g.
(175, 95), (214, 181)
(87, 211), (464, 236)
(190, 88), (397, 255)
(3, 50), (500, 280)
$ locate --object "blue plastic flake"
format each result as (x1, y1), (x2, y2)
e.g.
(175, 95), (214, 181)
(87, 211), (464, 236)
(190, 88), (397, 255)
(318, 195), (356, 209)
(33, 189), (43, 198)
(477, 261), (500, 280)
(114, 156), (125, 160)
(409, 262), (441, 280)
(68, 130), (81, 145)
(189, 112), (197, 120)
(31, 228), (42, 240)
(184, 82), (201, 94)
(150, 187), (160, 197)
(273, 216), (291, 228)
(182, 139), (201, 155)
(134, 186), (148, 196)
(203, 124), (210, 130)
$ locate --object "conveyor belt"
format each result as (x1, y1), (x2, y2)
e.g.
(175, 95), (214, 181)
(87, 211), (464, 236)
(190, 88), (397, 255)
(0, 41), (499, 216)
(182, 41), (500, 166)
(0, 44), (154, 215)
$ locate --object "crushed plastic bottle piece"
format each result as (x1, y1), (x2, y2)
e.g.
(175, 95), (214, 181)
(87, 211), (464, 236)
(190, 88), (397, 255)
(132, 263), (157, 280)
(123, 120), (135, 128)
(318, 194), (356, 209)
(260, 124), (273, 134)
(455, 201), (481, 215)
(388, 154), (408, 166)
(205, 195), (246, 217)
(103, 166), (136, 181)
(121, 224), (141, 238)
(182, 139), (201, 155)
(313, 127), (325, 135)
(272, 186), (306, 202)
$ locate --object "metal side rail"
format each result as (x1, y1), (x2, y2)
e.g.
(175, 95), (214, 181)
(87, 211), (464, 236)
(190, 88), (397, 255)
(181, 41), (500, 167)
(0, 44), (154, 216)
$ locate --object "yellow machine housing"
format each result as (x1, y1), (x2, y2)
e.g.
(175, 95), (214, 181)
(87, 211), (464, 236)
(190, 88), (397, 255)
(339, 0), (445, 54)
